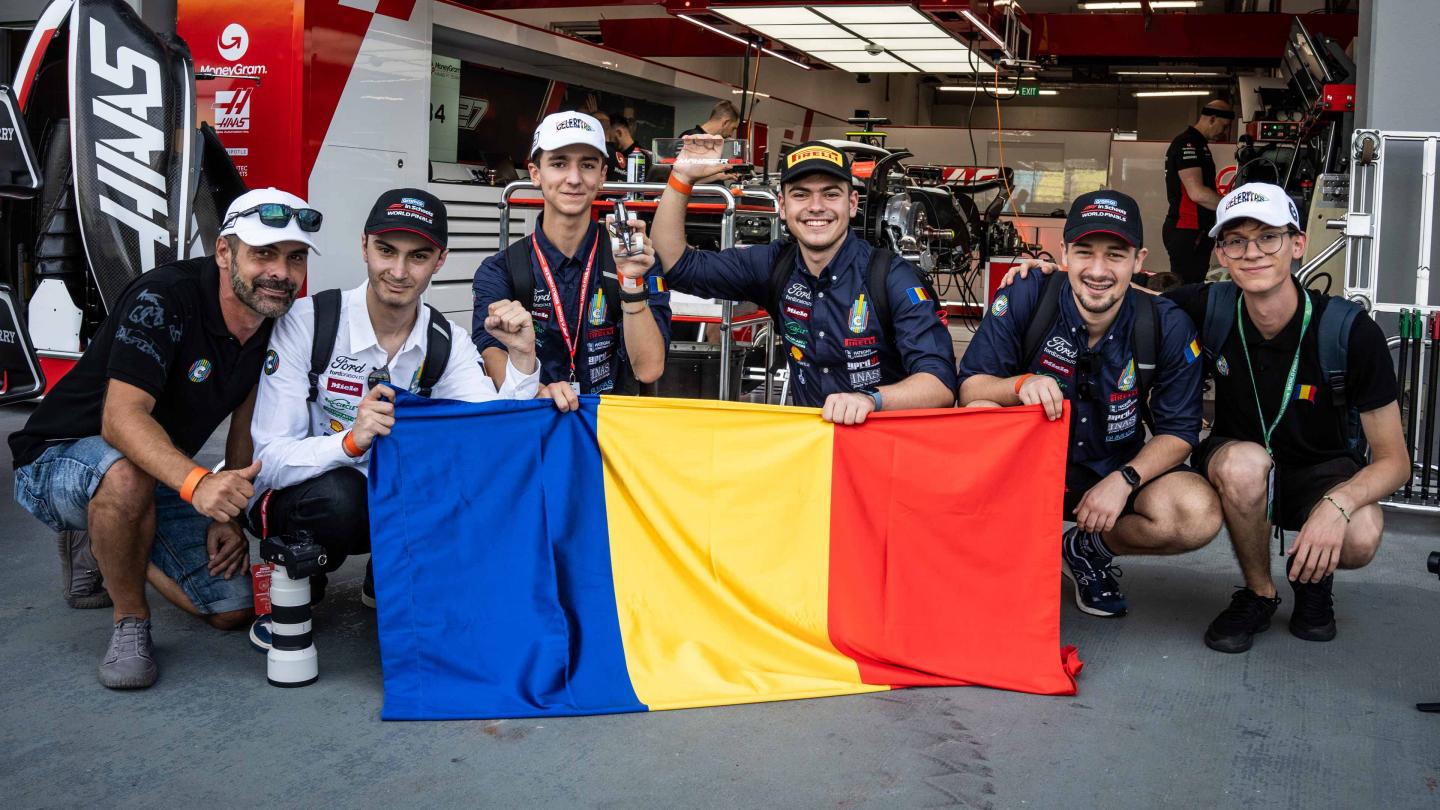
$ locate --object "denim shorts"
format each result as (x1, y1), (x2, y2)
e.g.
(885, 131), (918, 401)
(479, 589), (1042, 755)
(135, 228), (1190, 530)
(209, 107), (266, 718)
(14, 436), (253, 614)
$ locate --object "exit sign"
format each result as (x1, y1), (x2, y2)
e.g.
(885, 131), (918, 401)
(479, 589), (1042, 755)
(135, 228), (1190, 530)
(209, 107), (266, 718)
(1018, 85), (1040, 97)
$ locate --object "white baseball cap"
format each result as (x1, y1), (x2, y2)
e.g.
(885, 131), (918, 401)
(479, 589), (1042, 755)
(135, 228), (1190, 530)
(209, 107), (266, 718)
(529, 111), (607, 162)
(1208, 182), (1303, 238)
(220, 187), (322, 252)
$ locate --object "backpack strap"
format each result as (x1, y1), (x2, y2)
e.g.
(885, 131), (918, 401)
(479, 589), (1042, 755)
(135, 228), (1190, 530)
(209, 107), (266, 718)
(598, 236), (623, 325)
(307, 288), (342, 403)
(1202, 281), (1238, 362)
(866, 247), (895, 349)
(1021, 272), (1068, 368)
(767, 241), (800, 319)
(505, 237), (535, 312)
(1131, 290), (1159, 398)
(416, 304), (452, 398)
(1316, 295), (1364, 457)
(1317, 296), (1360, 408)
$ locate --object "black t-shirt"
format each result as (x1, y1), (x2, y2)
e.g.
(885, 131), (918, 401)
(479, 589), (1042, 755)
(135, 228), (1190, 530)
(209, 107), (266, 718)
(10, 257), (273, 469)
(678, 124), (706, 137)
(1164, 281), (1397, 467)
(1164, 126), (1216, 232)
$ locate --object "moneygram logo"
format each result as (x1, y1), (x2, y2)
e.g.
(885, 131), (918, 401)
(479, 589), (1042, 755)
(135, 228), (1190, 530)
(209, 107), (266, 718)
(218, 23), (248, 62)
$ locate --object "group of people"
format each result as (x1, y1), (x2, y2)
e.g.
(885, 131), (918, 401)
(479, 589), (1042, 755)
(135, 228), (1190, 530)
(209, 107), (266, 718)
(8, 109), (1407, 692)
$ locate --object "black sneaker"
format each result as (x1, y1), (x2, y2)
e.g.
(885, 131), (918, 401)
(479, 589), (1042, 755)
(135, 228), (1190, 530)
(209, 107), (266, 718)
(1060, 527), (1127, 617)
(1204, 588), (1281, 654)
(1289, 574), (1337, 642)
(361, 559), (375, 609)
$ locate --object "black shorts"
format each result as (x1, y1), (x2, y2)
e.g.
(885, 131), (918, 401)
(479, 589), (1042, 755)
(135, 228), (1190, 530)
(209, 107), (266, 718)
(1193, 436), (1361, 532)
(1063, 463), (1197, 519)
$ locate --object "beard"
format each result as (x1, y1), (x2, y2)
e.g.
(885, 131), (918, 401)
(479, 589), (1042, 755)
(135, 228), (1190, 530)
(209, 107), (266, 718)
(230, 259), (298, 318)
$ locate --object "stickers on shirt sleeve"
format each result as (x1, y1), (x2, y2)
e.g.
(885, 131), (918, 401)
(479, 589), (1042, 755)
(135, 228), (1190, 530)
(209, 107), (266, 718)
(264, 350), (279, 375)
(990, 294), (1009, 317)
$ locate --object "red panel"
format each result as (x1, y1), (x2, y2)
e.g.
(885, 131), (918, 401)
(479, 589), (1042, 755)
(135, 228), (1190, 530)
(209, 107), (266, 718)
(827, 405), (1081, 696)
(600, 18), (749, 58)
(37, 354), (77, 394)
(1028, 13), (1357, 60)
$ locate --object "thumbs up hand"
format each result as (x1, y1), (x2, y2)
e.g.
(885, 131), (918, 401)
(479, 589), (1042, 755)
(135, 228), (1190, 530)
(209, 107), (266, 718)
(191, 459), (263, 522)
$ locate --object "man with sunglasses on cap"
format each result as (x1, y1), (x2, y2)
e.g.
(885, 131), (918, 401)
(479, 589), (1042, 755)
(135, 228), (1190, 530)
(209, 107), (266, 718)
(9, 187), (317, 689)
(1163, 182), (1408, 653)
(650, 138), (957, 421)
(471, 111), (670, 408)
(958, 190), (1221, 619)
(1163, 100), (1233, 284)
(247, 189), (543, 641)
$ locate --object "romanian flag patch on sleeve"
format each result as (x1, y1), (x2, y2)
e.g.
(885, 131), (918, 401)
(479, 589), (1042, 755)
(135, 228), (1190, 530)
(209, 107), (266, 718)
(647, 274), (666, 294)
(1294, 384), (1317, 402)
(1184, 338), (1202, 364)
(906, 286), (930, 305)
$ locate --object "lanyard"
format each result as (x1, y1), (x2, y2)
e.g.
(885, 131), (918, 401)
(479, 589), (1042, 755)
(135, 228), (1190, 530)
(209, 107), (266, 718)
(533, 233), (598, 381)
(1236, 289), (1312, 456)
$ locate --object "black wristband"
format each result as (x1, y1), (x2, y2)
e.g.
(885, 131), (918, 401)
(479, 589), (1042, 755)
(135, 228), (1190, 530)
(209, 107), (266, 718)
(617, 287), (650, 304)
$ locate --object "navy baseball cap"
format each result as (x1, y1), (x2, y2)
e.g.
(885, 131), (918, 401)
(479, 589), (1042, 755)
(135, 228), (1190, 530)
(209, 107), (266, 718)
(780, 141), (853, 186)
(365, 188), (448, 249)
(1064, 190), (1143, 249)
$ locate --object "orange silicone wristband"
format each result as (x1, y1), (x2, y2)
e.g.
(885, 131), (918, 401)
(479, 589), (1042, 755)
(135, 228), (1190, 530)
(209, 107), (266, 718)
(179, 466), (209, 504)
(667, 174), (693, 195)
(1013, 373), (1034, 395)
(342, 430), (364, 458)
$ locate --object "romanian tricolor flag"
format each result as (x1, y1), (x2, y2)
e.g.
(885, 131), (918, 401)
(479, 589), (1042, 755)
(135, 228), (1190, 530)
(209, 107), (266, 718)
(906, 286), (930, 305)
(368, 394), (1081, 720)
(1184, 337), (1202, 363)
(1294, 384), (1317, 402)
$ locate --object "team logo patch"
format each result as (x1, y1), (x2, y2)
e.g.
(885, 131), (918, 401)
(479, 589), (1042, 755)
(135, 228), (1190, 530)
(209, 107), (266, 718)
(187, 359), (212, 382)
(906, 286), (930, 305)
(329, 419), (344, 434)
(1216, 355), (1230, 376)
(790, 346), (803, 361)
(991, 294), (1009, 317)
(1116, 358), (1136, 392)
(588, 289), (607, 326)
(263, 350), (279, 375)
(848, 294), (870, 334)
(410, 366), (423, 390)
(1184, 338), (1202, 364)
(1294, 384), (1317, 402)
(786, 145), (843, 168)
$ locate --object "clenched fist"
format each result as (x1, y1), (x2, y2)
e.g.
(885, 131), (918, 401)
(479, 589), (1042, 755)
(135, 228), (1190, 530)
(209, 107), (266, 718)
(484, 299), (538, 373)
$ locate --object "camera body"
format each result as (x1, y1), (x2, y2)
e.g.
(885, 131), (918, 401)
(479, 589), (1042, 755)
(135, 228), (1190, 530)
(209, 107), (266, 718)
(260, 531), (329, 580)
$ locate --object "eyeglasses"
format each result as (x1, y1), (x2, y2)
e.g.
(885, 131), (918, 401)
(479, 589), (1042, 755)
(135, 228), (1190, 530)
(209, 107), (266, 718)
(1218, 230), (1292, 259)
(366, 365), (390, 390)
(223, 203), (324, 233)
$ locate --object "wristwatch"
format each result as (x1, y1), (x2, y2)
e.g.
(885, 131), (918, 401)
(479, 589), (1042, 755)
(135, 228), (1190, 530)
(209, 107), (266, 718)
(863, 388), (883, 412)
(617, 279), (650, 304)
(1118, 465), (1142, 489)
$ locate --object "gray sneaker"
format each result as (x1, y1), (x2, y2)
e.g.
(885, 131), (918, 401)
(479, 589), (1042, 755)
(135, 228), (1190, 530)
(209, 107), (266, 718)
(98, 617), (157, 689)
(59, 530), (112, 609)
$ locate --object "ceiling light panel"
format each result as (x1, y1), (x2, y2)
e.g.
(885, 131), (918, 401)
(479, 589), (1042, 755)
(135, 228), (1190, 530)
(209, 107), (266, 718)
(915, 62), (996, 73)
(711, 7), (822, 26)
(778, 38), (872, 51)
(892, 49), (975, 61)
(827, 63), (917, 73)
(867, 37), (966, 50)
(810, 51), (904, 65)
(816, 5), (930, 25)
(845, 23), (945, 39)
(748, 23), (851, 40)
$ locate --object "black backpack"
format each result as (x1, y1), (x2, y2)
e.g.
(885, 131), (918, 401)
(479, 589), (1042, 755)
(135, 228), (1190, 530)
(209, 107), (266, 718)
(1019, 272), (1160, 421)
(765, 240), (946, 351)
(504, 236), (623, 322)
(1199, 280), (1365, 456)
(305, 288), (452, 401)
(501, 236), (646, 395)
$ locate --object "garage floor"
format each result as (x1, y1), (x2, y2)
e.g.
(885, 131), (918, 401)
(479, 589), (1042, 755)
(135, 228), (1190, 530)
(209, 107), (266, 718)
(2, 401), (1438, 809)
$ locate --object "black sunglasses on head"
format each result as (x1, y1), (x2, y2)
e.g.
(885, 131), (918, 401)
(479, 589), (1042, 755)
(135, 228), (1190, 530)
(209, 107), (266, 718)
(1076, 352), (1101, 402)
(223, 203), (323, 233)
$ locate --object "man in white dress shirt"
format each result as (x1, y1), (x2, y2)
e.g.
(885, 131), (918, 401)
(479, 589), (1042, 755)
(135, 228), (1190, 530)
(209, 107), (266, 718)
(248, 189), (542, 642)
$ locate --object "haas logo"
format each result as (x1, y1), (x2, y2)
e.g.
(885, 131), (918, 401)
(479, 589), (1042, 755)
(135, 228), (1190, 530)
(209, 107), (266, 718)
(218, 23), (249, 61)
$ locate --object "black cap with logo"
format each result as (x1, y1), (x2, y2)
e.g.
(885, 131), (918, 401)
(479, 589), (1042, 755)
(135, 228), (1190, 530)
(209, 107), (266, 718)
(364, 188), (448, 249)
(780, 141), (853, 186)
(1064, 190), (1144, 249)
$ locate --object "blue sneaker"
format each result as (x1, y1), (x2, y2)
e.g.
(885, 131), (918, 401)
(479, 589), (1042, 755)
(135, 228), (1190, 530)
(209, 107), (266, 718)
(1061, 527), (1127, 617)
(248, 616), (273, 652)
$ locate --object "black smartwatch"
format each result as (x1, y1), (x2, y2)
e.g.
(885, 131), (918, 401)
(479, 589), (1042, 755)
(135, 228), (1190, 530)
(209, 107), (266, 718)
(1119, 465), (1142, 489)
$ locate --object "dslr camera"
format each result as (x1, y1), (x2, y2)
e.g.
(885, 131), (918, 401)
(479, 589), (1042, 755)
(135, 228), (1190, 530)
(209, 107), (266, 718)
(260, 530), (329, 579)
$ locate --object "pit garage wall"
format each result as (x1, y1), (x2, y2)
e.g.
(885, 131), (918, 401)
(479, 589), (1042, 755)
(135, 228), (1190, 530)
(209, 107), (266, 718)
(178, 0), (433, 295)
(812, 124), (1235, 275)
